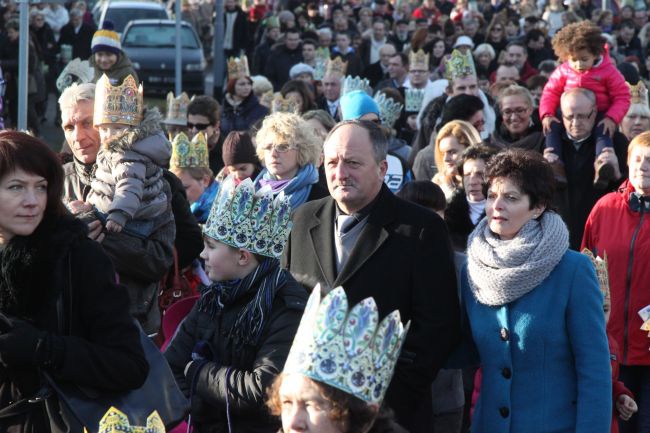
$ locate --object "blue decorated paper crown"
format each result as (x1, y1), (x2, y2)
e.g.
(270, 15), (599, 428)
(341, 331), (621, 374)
(203, 176), (292, 258)
(84, 407), (164, 433)
(284, 285), (409, 405)
(374, 92), (403, 127)
(170, 131), (209, 169)
(405, 88), (425, 113)
(341, 75), (372, 96)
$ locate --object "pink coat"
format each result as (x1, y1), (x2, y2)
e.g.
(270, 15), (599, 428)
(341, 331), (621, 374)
(539, 51), (631, 123)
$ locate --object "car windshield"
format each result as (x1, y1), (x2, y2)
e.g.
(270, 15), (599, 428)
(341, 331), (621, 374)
(105, 8), (167, 33)
(123, 24), (199, 48)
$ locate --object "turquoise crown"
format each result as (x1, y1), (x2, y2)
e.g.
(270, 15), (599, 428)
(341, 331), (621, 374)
(203, 176), (292, 258)
(374, 92), (403, 127)
(405, 88), (425, 113)
(341, 75), (372, 96)
(284, 285), (409, 405)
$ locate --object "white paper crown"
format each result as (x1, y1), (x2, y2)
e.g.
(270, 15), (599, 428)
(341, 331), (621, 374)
(405, 88), (425, 113)
(284, 285), (409, 405)
(203, 176), (292, 258)
(56, 58), (94, 92)
(341, 75), (372, 96)
(374, 92), (403, 127)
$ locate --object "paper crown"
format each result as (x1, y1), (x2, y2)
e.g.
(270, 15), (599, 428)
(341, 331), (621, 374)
(164, 92), (190, 126)
(446, 49), (477, 81)
(629, 81), (649, 106)
(259, 90), (274, 109)
(56, 58), (94, 92)
(409, 49), (429, 72)
(374, 92), (403, 127)
(271, 93), (300, 114)
(83, 407), (164, 433)
(284, 285), (409, 405)
(94, 74), (143, 126)
(314, 47), (331, 80)
(325, 57), (348, 77)
(581, 249), (610, 307)
(227, 55), (251, 80)
(170, 131), (209, 169)
(405, 88), (425, 113)
(341, 76), (372, 96)
(203, 176), (292, 258)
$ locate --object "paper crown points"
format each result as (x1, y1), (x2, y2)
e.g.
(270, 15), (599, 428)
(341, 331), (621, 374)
(204, 176), (292, 258)
(170, 131), (209, 169)
(581, 249), (610, 306)
(271, 93), (300, 114)
(94, 74), (143, 126)
(341, 75), (372, 96)
(83, 406), (165, 433)
(227, 55), (251, 80)
(164, 91), (190, 126)
(405, 88), (425, 113)
(446, 49), (477, 81)
(56, 58), (94, 92)
(374, 92), (404, 127)
(409, 49), (430, 71)
(259, 90), (274, 109)
(284, 285), (409, 405)
(325, 57), (348, 77)
(629, 81), (649, 106)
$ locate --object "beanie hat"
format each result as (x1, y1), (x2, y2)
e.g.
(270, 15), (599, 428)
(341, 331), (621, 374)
(289, 63), (315, 79)
(340, 89), (380, 121)
(222, 131), (259, 166)
(92, 21), (121, 55)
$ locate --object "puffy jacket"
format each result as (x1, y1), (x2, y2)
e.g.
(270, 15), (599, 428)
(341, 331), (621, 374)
(582, 180), (650, 366)
(220, 93), (268, 136)
(90, 51), (139, 85)
(539, 50), (630, 123)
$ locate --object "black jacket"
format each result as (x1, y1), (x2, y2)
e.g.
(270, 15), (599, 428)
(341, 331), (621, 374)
(282, 184), (460, 432)
(223, 7), (250, 54)
(264, 44), (303, 91)
(58, 22), (95, 60)
(0, 215), (148, 433)
(445, 189), (482, 252)
(220, 94), (269, 137)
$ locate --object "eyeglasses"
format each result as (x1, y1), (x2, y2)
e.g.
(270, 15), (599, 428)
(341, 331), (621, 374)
(262, 143), (296, 153)
(562, 110), (594, 122)
(187, 122), (211, 130)
(502, 107), (529, 117)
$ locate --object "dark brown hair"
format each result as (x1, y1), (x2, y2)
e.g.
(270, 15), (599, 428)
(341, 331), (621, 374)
(188, 95), (221, 125)
(280, 80), (317, 114)
(552, 21), (606, 61)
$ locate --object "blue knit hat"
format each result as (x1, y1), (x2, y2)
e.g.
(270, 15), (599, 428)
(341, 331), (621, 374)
(340, 90), (380, 121)
(92, 21), (122, 55)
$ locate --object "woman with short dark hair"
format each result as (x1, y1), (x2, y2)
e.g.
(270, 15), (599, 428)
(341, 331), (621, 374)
(221, 55), (269, 136)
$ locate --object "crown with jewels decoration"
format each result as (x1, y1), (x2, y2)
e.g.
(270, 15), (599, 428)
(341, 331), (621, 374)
(170, 131), (209, 169)
(405, 88), (425, 113)
(313, 48), (331, 80)
(374, 92), (403, 127)
(94, 74), (143, 126)
(271, 93), (300, 114)
(284, 285), (410, 405)
(227, 55), (251, 80)
(164, 91), (190, 126)
(203, 176), (292, 258)
(628, 81), (649, 106)
(325, 57), (348, 77)
(446, 49), (477, 81)
(341, 75), (372, 96)
(56, 58), (94, 92)
(83, 407), (165, 433)
(581, 249), (610, 307)
(409, 49), (430, 72)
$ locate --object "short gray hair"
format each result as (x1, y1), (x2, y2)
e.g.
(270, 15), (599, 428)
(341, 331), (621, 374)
(561, 87), (597, 106)
(325, 120), (387, 163)
(59, 82), (96, 114)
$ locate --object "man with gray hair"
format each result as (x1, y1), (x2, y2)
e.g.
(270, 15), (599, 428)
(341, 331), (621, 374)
(58, 8), (95, 60)
(282, 119), (460, 432)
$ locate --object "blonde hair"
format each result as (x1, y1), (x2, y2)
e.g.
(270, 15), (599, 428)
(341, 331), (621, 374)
(58, 82), (96, 114)
(255, 112), (322, 168)
(171, 166), (214, 182)
(497, 84), (534, 109)
(433, 120), (482, 175)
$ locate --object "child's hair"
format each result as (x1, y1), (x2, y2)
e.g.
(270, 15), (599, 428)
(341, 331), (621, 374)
(552, 21), (606, 61)
(172, 166), (214, 182)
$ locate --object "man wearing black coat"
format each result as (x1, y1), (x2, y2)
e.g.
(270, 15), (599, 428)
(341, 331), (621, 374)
(223, 0), (250, 58)
(283, 120), (460, 432)
(264, 29), (303, 90)
(58, 8), (95, 60)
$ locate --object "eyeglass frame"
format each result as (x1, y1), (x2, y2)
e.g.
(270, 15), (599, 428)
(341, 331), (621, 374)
(187, 122), (212, 131)
(562, 110), (595, 122)
(261, 143), (297, 153)
(501, 106), (530, 118)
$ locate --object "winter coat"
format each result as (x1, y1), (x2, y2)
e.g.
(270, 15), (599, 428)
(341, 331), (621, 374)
(58, 21), (95, 60)
(489, 118), (545, 154)
(609, 335), (634, 433)
(539, 52), (631, 123)
(459, 250), (612, 433)
(264, 44), (303, 91)
(445, 189), (482, 252)
(89, 51), (139, 85)
(582, 180), (650, 366)
(164, 276), (307, 433)
(87, 108), (172, 227)
(0, 215), (148, 433)
(220, 93), (268, 136)
(223, 7), (250, 54)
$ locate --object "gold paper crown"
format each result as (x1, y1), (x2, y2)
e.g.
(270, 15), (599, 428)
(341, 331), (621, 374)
(446, 49), (477, 81)
(408, 49), (430, 71)
(581, 249), (611, 307)
(83, 407), (165, 433)
(94, 74), (143, 126)
(227, 55), (251, 80)
(271, 93), (300, 114)
(629, 81), (649, 106)
(325, 57), (348, 77)
(164, 92), (190, 126)
(170, 131), (209, 169)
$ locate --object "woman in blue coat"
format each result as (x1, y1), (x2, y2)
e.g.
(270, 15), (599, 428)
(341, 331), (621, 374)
(461, 149), (611, 433)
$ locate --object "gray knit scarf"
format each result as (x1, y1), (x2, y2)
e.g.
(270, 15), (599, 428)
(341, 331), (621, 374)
(467, 211), (569, 306)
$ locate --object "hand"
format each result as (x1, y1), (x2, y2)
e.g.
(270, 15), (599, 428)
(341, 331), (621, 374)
(542, 115), (560, 135)
(105, 220), (123, 233)
(617, 395), (638, 421)
(595, 148), (621, 180)
(598, 117), (617, 138)
(543, 147), (559, 164)
(0, 315), (43, 367)
(87, 219), (105, 243)
(66, 200), (92, 215)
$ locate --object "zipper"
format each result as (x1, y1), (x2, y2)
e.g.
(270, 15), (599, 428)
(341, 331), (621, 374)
(623, 200), (645, 363)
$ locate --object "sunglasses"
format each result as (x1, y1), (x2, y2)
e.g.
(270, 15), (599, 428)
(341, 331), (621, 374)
(187, 122), (211, 130)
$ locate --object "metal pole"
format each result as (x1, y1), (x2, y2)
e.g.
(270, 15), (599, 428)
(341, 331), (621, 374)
(17, 0), (29, 131)
(213, 0), (224, 100)
(175, 0), (182, 94)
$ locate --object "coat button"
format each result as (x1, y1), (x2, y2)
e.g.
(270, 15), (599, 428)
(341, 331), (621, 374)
(500, 407), (510, 418)
(502, 367), (512, 379)
(500, 327), (509, 341)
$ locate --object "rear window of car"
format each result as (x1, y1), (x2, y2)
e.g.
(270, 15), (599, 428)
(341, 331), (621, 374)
(123, 24), (200, 48)
(105, 7), (168, 32)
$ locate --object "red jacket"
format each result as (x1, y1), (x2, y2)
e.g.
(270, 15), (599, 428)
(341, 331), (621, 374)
(582, 181), (650, 366)
(539, 49), (631, 123)
(609, 335), (634, 433)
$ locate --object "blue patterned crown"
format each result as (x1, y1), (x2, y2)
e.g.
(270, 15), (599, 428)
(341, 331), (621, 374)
(84, 407), (164, 433)
(203, 176), (292, 258)
(374, 92), (403, 127)
(341, 75), (372, 96)
(284, 285), (409, 405)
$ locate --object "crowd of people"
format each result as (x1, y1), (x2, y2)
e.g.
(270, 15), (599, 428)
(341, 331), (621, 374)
(0, 0), (649, 431)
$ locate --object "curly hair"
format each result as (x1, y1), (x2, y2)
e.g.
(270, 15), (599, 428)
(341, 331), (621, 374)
(551, 21), (606, 61)
(255, 112), (322, 168)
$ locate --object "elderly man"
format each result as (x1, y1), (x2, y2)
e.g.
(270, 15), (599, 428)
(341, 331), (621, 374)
(59, 82), (202, 334)
(317, 69), (344, 121)
(362, 43), (395, 88)
(545, 88), (628, 249)
(283, 120), (460, 432)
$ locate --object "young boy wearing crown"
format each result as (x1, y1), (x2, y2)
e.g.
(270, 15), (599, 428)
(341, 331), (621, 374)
(164, 176), (307, 433)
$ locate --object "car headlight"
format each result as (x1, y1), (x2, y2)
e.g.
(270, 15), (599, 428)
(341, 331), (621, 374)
(132, 61), (141, 70)
(185, 60), (206, 71)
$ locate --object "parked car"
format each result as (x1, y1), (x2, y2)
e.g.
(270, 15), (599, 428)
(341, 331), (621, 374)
(121, 19), (206, 95)
(96, 1), (169, 35)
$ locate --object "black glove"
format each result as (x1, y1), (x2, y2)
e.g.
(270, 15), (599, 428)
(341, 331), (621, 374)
(0, 314), (63, 368)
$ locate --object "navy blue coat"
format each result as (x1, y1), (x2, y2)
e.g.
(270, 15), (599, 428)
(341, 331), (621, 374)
(220, 94), (268, 137)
